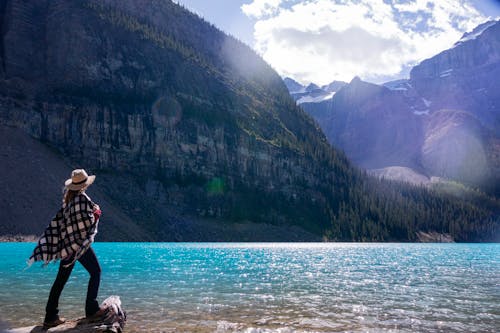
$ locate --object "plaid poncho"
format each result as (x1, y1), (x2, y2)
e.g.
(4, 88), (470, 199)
(29, 193), (99, 267)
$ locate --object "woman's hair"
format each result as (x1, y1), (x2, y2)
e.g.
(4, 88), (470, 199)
(62, 186), (87, 206)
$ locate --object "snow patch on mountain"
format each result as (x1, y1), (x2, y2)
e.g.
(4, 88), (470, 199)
(454, 20), (497, 46)
(383, 79), (412, 91)
(297, 92), (336, 104)
(414, 109), (430, 116)
(283, 77), (346, 105)
(439, 69), (453, 77)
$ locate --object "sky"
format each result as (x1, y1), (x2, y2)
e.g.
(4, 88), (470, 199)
(175, 0), (500, 85)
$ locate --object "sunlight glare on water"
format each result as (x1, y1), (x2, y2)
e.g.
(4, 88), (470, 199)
(0, 243), (498, 332)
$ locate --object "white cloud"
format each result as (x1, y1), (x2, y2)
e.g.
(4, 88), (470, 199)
(241, 0), (284, 18)
(241, 0), (490, 85)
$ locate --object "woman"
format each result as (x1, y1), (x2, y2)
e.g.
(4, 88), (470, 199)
(29, 169), (105, 328)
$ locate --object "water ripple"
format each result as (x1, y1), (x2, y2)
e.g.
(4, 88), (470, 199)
(0, 243), (498, 332)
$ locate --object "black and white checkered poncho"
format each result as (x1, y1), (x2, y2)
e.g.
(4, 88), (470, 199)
(29, 193), (99, 267)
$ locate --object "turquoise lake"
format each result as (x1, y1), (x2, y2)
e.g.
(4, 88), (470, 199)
(0, 243), (498, 332)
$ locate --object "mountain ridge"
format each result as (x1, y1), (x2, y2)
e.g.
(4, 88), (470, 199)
(283, 77), (347, 105)
(0, 0), (361, 240)
(0, 1), (497, 241)
(295, 20), (500, 194)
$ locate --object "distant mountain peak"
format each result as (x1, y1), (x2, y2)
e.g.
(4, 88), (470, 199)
(283, 78), (347, 95)
(283, 77), (304, 93)
(350, 76), (362, 83)
(282, 78), (346, 105)
(455, 19), (499, 46)
(346, 76), (382, 91)
(283, 77), (301, 84)
(305, 83), (320, 92)
(322, 80), (347, 93)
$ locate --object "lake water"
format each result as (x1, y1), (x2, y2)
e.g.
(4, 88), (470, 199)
(0, 243), (498, 332)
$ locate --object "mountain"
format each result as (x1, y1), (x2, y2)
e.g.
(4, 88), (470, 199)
(283, 77), (303, 93)
(305, 83), (321, 92)
(0, 1), (497, 242)
(302, 76), (423, 171)
(410, 20), (500, 130)
(283, 77), (346, 105)
(322, 81), (348, 93)
(297, 20), (500, 194)
(0, 0), (338, 240)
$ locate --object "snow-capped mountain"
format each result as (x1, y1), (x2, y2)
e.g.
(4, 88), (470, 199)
(322, 80), (348, 93)
(453, 20), (498, 47)
(294, 20), (500, 193)
(283, 77), (347, 104)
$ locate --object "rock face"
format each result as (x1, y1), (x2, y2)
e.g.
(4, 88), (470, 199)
(369, 166), (431, 186)
(302, 77), (423, 170)
(416, 231), (454, 243)
(297, 20), (500, 194)
(0, 124), (322, 241)
(0, 0), (349, 239)
(410, 20), (500, 129)
(409, 20), (500, 189)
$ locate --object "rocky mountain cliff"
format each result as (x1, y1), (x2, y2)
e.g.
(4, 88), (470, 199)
(303, 77), (423, 171)
(0, 123), (321, 241)
(0, 0), (344, 240)
(298, 20), (500, 194)
(0, 1), (497, 241)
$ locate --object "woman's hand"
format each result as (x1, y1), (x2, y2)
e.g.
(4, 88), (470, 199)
(93, 204), (102, 221)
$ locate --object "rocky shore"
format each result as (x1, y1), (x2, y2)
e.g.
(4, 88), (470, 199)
(5, 296), (126, 333)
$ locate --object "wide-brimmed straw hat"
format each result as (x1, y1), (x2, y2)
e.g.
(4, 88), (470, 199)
(64, 169), (96, 191)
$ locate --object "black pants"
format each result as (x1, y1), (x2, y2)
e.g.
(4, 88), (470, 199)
(45, 247), (101, 322)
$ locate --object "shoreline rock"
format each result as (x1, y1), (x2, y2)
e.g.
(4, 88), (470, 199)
(5, 296), (126, 333)
(416, 231), (454, 243)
